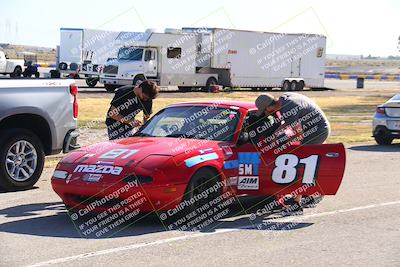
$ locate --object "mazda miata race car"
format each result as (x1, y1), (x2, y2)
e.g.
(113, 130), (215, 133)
(52, 101), (345, 218)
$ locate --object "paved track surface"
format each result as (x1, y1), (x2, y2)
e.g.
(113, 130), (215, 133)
(1, 144), (399, 266)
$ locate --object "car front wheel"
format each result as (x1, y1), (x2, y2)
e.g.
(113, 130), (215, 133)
(0, 129), (45, 191)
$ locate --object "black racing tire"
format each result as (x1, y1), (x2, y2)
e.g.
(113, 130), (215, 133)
(133, 76), (145, 87)
(10, 66), (22, 78)
(374, 132), (393, 145)
(183, 168), (221, 213)
(85, 78), (98, 87)
(203, 77), (218, 92)
(0, 129), (45, 191)
(290, 81), (297, 91)
(104, 84), (118, 93)
(297, 80), (305, 91)
(282, 80), (290, 91)
(34, 72), (40, 78)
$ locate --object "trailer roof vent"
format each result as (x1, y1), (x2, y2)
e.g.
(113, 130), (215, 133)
(164, 28), (182, 34)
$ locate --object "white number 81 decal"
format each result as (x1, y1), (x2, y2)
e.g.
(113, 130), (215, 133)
(272, 154), (319, 184)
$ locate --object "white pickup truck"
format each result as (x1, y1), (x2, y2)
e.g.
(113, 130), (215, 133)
(0, 51), (24, 77)
(0, 79), (79, 191)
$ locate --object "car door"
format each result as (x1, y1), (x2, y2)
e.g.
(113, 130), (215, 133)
(229, 111), (346, 196)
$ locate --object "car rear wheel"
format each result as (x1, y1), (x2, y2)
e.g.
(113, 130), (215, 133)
(10, 66), (22, 78)
(374, 131), (393, 145)
(0, 129), (45, 191)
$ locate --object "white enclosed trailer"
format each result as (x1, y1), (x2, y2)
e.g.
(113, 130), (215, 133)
(100, 28), (326, 92)
(58, 28), (121, 87)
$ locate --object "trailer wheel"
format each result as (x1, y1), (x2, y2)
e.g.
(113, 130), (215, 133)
(204, 77), (218, 92)
(282, 80), (290, 91)
(133, 76), (145, 86)
(297, 80), (305, 90)
(290, 81), (297, 91)
(85, 78), (98, 87)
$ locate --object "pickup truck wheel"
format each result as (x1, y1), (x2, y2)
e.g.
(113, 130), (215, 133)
(0, 129), (45, 191)
(10, 66), (22, 78)
(85, 78), (98, 87)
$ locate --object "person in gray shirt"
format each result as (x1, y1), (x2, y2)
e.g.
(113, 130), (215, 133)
(255, 93), (330, 215)
(255, 93), (330, 145)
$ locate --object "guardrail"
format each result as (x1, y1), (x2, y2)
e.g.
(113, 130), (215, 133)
(325, 73), (400, 80)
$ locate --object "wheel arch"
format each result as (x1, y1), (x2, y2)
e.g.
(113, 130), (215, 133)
(0, 114), (52, 155)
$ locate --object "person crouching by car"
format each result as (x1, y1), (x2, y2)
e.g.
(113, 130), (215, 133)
(106, 80), (159, 140)
(255, 93), (330, 216)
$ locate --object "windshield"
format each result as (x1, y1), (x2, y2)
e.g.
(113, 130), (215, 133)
(118, 47), (144, 61)
(136, 106), (241, 141)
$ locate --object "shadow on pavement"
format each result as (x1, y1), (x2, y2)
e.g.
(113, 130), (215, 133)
(0, 197), (313, 239)
(348, 143), (400, 152)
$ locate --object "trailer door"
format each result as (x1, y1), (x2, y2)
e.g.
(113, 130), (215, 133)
(291, 57), (301, 77)
(59, 29), (83, 64)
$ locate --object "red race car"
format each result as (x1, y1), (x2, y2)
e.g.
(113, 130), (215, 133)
(52, 101), (345, 217)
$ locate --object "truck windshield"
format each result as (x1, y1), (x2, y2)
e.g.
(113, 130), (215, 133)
(118, 48), (144, 61)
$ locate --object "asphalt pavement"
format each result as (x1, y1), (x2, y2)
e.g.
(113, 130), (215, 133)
(1, 144), (399, 266)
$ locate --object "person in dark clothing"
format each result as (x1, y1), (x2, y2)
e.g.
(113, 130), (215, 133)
(105, 80), (159, 140)
(255, 93), (331, 216)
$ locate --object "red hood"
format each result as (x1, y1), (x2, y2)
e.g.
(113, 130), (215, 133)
(61, 137), (224, 166)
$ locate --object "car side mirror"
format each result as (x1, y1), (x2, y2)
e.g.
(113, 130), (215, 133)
(237, 132), (249, 146)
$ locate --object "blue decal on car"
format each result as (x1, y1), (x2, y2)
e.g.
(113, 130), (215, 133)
(185, 153), (219, 168)
(224, 152), (261, 173)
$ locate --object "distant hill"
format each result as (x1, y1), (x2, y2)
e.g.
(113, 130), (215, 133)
(0, 43), (56, 63)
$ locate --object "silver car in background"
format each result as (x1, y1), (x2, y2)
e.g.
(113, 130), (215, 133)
(373, 94), (400, 145)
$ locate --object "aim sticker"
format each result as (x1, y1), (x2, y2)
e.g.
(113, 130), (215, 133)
(238, 176), (259, 190)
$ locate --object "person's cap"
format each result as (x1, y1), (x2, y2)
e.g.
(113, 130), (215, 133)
(255, 94), (275, 116)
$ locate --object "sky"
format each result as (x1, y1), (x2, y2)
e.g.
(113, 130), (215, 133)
(0, 0), (399, 56)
